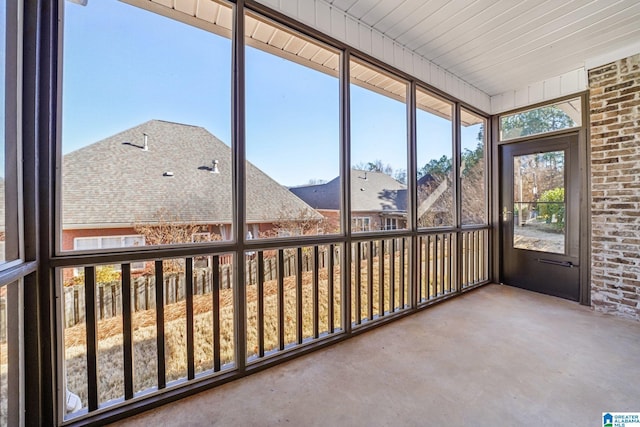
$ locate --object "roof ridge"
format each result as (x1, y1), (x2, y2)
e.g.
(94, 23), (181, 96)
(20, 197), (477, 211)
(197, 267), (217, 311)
(150, 119), (205, 128)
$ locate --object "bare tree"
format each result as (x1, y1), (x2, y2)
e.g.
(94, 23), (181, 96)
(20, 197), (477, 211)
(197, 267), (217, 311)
(262, 205), (339, 238)
(134, 208), (221, 274)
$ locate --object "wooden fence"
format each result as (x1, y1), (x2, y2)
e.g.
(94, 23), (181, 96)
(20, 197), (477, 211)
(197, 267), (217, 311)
(63, 246), (342, 328)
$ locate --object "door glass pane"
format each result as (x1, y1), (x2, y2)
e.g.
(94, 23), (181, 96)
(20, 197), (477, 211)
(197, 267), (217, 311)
(513, 151), (565, 254)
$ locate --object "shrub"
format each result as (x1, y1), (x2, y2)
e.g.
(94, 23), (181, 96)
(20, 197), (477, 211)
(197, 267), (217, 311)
(538, 187), (564, 230)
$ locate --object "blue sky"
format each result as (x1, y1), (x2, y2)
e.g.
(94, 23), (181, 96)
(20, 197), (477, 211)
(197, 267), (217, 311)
(59, 0), (481, 187)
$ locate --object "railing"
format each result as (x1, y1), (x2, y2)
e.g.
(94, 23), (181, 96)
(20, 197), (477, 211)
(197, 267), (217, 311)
(351, 237), (410, 326)
(418, 232), (456, 303)
(60, 254), (236, 413)
(461, 229), (489, 289)
(246, 244), (342, 361)
(58, 230), (490, 422)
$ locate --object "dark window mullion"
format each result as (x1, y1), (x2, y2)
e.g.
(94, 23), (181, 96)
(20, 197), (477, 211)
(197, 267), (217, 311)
(296, 248), (303, 345)
(185, 258), (195, 380)
(155, 260), (166, 389)
(378, 240), (384, 317)
(84, 266), (98, 411)
(400, 238), (405, 309)
(367, 240), (374, 321)
(212, 255), (221, 372)
(277, 250), (285, 351)
(313, 246), (319, 339)
(355, 242), (361, 325)
(328, 244), (335, 333)
(121, 264), (134, 400)
(390, 238), (396, 313)
(257, 252), (265, 358)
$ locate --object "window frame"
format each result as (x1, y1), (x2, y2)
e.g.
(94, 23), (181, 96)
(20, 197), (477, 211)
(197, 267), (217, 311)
(48, 0), (494, 423)
(73, 235), (146, 271)
(351, 217), (371, 232)
(460, 107), (489, 227)
(383, 217), (398, 231)
(499, 97), (582, 142)
(1, 0), (23, 271)
(415, 86), (455, 230)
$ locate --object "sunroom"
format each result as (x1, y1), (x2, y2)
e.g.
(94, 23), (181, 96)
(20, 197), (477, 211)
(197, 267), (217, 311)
(1, 0), (640, 425)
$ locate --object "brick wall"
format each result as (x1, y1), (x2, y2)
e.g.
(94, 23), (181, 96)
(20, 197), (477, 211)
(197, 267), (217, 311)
(589, 53), (640, 321)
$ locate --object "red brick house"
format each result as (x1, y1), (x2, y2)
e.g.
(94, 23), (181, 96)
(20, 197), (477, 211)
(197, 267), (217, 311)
(62, 120), (320, 251)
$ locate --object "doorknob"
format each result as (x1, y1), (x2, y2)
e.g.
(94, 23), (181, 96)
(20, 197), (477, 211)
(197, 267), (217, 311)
(502, 207), (512, 222)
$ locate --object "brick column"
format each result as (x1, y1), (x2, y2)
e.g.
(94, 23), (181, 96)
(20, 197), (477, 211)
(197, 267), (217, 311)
(588, 53), (640, 321)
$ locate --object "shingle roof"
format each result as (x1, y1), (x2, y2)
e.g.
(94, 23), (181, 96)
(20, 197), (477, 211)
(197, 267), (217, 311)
(290, 169), (407, 213)
(62, 120), (319, 228)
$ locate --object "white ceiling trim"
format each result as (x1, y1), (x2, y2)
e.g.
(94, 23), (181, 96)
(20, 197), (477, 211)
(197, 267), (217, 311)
(255, 0), (492, 113)
(584, 40), (640, 71)
(490, 68), (587, 115)
(492, 40), (640, 115)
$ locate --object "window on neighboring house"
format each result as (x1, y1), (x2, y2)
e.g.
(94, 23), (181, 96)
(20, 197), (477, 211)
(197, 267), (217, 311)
(352, 217), (371, 232)
(73, 236), (145, 270)
(383, 218), (398, 230)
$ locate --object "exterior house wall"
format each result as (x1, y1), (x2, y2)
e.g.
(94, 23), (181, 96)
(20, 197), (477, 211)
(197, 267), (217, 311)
(62, 224), (230, 251)
(589, 53), (640, 321)
(62, 227), (140, 251)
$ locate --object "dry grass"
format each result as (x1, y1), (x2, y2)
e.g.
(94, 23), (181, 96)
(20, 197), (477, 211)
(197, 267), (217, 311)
(62, 252), (451, 410)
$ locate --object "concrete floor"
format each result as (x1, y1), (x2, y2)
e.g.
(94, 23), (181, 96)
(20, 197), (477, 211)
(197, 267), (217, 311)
(113, 284), (640, 427)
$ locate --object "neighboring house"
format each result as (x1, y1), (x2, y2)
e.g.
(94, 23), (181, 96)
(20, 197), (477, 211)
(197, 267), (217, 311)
(291, 169), (454, 230)
(62, 120), (320, 252)
(291, 169), (408, 231)
(416, 172), (452, 227)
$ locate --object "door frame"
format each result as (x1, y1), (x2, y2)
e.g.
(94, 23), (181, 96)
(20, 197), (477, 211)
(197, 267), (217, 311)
(490, 92), (591, 306)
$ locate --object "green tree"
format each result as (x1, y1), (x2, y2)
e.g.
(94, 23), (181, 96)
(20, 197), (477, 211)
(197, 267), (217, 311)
(354, 159), (393, 175)
(418, 155), (451, 178)
(501, 107), (575, 139)
(538, 187), (565, 231)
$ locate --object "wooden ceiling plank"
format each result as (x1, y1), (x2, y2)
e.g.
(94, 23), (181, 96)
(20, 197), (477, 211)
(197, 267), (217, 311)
(441, 0), (598, 72)
(195, 0), (218, 23)
(174, 0), (197, 16)
(359, 0), (408, 29)
(455, 1), (640, 81)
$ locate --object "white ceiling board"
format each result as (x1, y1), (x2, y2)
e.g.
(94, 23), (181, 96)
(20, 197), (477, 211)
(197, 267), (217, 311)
(347, 0), (385, 20)
(469, 12), (640, 93)
(448, 1), (637, 75)
(357, 0), (406, 28)
(331, 0), (360, 11)
(324, 0), (640, 102)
